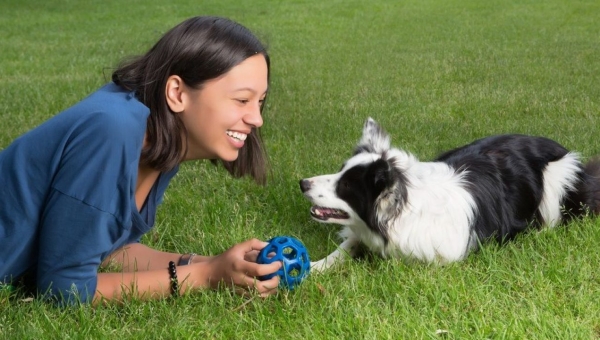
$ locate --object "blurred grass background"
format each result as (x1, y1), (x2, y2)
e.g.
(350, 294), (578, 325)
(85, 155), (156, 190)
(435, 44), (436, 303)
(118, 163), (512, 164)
(1, 0), (599, 338)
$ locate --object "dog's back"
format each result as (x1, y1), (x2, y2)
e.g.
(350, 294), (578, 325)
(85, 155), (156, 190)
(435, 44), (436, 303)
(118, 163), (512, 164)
(434, 134), (592, 243)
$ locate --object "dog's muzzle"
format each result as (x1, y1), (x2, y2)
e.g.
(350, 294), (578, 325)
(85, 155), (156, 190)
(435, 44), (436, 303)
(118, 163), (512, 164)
(299, 179), (312, 193)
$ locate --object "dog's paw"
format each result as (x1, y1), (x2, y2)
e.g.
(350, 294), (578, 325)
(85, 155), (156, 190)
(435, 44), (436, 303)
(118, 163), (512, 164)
(310, 260), (329, 274)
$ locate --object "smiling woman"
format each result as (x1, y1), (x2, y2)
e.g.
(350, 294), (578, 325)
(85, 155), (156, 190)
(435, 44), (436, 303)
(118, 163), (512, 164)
(166, 54), (269, 162)
(0, 16), (281, 305)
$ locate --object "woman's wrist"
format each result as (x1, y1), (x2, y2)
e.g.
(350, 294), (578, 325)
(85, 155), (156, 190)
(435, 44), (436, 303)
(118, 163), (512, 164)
(190, 254), (213, 263)
(180, 261), (214, 292)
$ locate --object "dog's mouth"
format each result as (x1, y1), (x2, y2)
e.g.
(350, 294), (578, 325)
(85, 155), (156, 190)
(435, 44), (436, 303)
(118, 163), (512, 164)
(310, 206), (350, 221)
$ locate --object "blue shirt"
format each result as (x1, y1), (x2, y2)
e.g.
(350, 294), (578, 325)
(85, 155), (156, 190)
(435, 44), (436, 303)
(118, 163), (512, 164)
(0, 83), (178, 303)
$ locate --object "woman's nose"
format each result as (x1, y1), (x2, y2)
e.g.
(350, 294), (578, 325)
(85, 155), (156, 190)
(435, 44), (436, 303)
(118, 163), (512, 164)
(244, 103), (263, 128)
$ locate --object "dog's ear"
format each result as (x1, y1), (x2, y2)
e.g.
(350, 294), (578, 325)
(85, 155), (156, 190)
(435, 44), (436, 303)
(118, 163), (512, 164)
(369, 159), (394, 193)
(368, 157), (408, 239)
(354, 117), (391, 155)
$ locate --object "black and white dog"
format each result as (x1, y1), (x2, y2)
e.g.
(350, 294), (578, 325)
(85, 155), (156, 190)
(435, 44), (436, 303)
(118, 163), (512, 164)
(300, 118), (600, 272)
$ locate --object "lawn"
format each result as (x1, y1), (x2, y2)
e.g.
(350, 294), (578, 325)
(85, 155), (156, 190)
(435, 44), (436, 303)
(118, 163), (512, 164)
(1, 0), (599, 338)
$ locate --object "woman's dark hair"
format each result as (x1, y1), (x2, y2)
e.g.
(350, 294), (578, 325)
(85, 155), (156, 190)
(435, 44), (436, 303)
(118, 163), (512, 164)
(112, 16), (270, 184)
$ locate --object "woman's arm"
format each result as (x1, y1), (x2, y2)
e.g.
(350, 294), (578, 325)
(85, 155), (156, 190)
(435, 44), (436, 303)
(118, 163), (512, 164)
(101, 243), (212, 272)
(94, 239), (282, 304)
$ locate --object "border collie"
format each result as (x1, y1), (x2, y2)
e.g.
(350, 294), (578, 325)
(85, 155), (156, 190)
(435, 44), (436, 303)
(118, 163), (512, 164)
(300, 118), (600, 272)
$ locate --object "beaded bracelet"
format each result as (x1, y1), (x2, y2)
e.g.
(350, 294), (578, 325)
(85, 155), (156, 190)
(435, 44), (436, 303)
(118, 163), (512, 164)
(167, 261), (179, 297)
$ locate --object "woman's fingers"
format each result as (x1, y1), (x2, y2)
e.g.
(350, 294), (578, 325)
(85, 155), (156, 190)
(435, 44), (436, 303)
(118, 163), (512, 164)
(244, 250), (260, 262)
(239, 274), (279, 296)
(235, 238), (282, 276)
(240, 258), (282, 278)
(208, 238), (285, 296)
(239, 238), (269, 252)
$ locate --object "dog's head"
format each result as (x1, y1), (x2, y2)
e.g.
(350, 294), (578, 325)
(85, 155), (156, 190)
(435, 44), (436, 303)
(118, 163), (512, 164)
(300, 118), (413, 241)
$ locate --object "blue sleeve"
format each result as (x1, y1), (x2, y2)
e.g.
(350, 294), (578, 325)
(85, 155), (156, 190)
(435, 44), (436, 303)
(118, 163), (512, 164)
(34, 106), (144, 304)
(36, 190), (122, 304)
(0, 83), (149, 304)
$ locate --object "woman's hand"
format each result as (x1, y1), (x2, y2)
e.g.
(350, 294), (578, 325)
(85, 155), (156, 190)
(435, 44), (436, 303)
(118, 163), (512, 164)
(95, 239), (281, 304)
(203, 238), (282, 296)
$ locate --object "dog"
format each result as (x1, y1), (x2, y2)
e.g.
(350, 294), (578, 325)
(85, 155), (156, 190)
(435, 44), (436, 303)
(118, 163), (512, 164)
(300, 118), (600, 272)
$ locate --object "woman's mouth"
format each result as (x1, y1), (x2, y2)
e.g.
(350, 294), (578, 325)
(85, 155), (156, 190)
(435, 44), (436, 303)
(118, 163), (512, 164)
(226, 130), (248, 141)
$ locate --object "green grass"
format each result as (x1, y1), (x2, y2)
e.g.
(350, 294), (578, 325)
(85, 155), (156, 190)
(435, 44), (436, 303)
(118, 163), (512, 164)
(2, 0), (600, 338)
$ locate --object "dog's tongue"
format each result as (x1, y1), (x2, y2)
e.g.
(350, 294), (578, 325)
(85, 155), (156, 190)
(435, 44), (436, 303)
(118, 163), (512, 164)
(310, 206), (349, 220)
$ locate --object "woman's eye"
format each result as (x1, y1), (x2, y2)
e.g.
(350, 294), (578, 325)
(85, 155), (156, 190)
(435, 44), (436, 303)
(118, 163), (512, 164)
(236, 99), (249, 104)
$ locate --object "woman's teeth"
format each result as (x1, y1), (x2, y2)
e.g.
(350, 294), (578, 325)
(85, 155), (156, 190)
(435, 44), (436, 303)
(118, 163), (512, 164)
(226, 130), (247, 141)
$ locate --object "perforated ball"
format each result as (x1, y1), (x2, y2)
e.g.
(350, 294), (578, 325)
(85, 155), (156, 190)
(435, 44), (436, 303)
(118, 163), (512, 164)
(257, 236), (310, 290)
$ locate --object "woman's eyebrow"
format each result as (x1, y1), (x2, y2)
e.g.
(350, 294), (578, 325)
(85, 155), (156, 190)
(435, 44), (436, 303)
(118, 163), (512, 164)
(232, 87), (268, 95)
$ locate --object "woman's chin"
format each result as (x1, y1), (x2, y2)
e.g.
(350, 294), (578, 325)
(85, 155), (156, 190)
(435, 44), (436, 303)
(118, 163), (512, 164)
(220, 151), (240, 162)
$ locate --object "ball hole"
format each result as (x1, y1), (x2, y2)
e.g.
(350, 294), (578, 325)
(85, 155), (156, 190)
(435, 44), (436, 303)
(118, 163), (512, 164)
(282, 246), (297, 259)
(287, 264), (301, 278)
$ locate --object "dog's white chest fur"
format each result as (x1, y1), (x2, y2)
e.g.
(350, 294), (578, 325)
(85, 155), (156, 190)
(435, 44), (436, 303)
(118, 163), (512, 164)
(382, 162), (476, 263)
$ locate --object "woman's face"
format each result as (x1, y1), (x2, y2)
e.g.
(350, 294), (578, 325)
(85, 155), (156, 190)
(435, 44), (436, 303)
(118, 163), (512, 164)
(177, 54), (268, 162)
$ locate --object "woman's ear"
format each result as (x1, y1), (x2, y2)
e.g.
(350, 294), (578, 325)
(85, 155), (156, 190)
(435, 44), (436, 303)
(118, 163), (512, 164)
(165, 75), (185, 113)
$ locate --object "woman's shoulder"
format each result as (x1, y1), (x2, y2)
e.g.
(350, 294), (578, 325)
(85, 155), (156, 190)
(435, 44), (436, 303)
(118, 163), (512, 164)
(72, 83), (149, 129)
(37, 83), (149, 145)
(2, 83), (149, 161)
(1, 83), (149, 165)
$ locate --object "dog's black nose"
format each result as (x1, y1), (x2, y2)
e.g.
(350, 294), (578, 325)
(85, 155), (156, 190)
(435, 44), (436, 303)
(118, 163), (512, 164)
(299, 179), (311, 193)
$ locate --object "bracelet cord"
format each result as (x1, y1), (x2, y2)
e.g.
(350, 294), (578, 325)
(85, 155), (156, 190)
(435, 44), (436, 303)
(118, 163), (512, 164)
(168, 261), (179, 297)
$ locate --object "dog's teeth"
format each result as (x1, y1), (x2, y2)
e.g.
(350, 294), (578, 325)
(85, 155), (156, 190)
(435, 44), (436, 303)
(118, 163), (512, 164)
(312, 207), (324, 216)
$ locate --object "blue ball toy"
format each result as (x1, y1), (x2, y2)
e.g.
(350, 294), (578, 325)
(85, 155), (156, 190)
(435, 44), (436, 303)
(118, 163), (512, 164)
(257, 236), (310, 290)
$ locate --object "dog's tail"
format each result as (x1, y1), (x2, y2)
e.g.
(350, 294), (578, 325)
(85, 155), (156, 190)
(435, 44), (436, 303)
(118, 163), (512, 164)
(564, 157), (600, 218)
(580, 157), (600, 214)
(561, 157), (600, 220)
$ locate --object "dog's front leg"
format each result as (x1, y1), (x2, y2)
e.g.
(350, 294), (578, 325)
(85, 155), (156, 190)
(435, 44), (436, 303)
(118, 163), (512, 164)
(310, 237), (361, 273)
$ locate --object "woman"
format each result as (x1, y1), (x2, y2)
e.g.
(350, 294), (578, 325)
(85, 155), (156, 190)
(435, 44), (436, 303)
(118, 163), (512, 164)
(0, 16), (282, 304)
